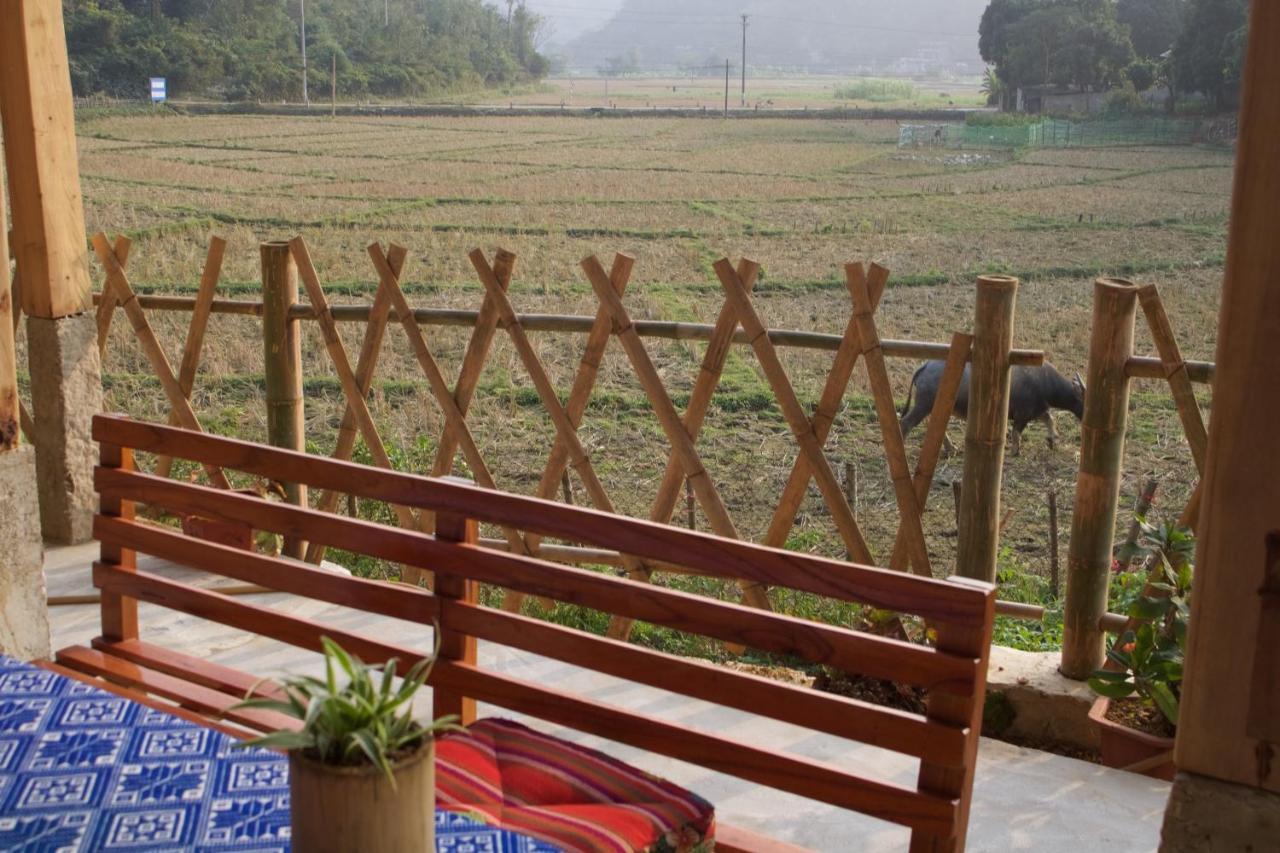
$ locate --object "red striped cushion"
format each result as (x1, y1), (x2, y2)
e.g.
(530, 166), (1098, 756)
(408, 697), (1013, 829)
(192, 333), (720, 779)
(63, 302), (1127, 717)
(436, 719), (715, 852)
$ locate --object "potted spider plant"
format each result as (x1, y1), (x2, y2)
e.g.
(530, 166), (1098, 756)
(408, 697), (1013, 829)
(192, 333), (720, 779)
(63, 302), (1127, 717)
(236, 637), (459, 853)
(1088, 519), (1193, 781)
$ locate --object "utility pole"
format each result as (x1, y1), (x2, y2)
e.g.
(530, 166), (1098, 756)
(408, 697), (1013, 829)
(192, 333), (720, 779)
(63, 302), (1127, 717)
(300, 0), (309, 106)
(724, 59), (730, 116)
(385, 0), (389, 27)
(740, 14), (748, 107)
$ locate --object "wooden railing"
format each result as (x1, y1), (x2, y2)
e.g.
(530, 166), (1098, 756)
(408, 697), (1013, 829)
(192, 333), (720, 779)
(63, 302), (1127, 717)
(76, 413), (998, 851)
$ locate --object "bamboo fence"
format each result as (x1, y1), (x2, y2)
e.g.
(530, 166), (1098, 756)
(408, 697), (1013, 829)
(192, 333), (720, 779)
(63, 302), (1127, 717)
(26, 232), (1209, 651)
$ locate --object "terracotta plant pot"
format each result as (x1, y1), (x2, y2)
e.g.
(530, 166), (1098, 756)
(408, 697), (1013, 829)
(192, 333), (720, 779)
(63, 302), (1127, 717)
(288, 739), (434, 853)
(1088, 696), (1175, 781)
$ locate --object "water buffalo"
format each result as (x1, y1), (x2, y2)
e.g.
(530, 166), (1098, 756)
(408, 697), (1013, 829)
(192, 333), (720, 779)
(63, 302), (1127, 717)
(899, 362), (1085, 455)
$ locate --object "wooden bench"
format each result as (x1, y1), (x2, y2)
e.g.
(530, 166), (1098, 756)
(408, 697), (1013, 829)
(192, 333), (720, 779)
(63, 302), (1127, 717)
(58, 413), (997, 852)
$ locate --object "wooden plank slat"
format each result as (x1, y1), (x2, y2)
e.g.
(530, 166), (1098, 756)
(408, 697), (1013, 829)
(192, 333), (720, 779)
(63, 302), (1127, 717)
(433, 498), (479, 725)
(92, 517), (442, 625)
(848, 266), (931, 578)
(762, 263), (888, 552)
(431, 659), (959, 836)
(714, 258), (874, 565)
(55, 645), (300, 734)
(441, 599), (968, 763)
(90, 417), (993, 626)
(99, 441), (137, 643)
(90, 234), (231, 490)
(305, 244), (407, 563)
(37, 659), (256, 740)
(91, 469), (979, 691)
(89, 637), (286, 703)
(890, 334), (973, 573)
(155, 236), (226, 479)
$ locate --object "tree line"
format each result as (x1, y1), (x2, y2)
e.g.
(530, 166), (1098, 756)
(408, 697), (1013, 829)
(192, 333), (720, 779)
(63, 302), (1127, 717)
(63, 0), (549, 101)
(980, 0), (1249, 111)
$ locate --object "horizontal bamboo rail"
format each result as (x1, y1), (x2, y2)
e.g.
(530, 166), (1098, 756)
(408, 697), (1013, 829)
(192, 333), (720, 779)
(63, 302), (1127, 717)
(90, 292), (1047, 366)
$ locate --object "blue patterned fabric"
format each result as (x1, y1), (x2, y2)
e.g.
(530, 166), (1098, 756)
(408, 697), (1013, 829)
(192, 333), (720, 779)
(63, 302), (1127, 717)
(0, 656), (559, 852)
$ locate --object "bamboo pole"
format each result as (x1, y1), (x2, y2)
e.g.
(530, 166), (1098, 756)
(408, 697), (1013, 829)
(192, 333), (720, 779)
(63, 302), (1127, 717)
(889, 333), (973, 575)
(647, 260), (758, 531)
(260, 241), (307, 557)
(289, 238), (419, 542)
(848, 267), (930, 577)
(155, 237), (226, 479)
(91, 234), (231, 491)
(581, 254), (772, 617)
(1061, 278), (1140, 680)
(1049, 490), (1060, 597)
(368, 244), (539, 572)
(714, 258), (874, 566)
(761, 263), (887, 554)
(1138, 283), (1209, 474)
(304, 245), (407, 565)
(470, 250), (655, 617)
(94, 293), (1049, 366)
(955, 275), (1019, 583)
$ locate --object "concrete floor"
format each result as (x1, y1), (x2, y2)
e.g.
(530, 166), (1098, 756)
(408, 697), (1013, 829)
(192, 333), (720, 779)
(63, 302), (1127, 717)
(45, 544), (1171, 852)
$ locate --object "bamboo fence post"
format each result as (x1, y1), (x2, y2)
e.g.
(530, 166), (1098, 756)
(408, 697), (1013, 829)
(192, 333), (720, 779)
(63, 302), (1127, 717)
(155, 237), (226, 479)
(714, 258), (874, 566)
(889, 333), (973, 574)
(955, 275), (1019, 583)
(304, 245), (407, 565)
(1061, 278), (1140, 679)
(261, 241), (307, 558)
(1138, 283), (1209, 473)
(1049, 490), (1060, 597)
(761, 263), (888, 554)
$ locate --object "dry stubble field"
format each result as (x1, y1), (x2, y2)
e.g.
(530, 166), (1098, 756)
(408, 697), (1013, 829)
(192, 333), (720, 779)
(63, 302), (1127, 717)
(40, 110), (1232, 653)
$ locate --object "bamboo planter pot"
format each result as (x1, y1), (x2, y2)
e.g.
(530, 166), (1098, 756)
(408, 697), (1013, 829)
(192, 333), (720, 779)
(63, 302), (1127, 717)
(288, 740), (434, 853)
(1088, 697), (1175, 781)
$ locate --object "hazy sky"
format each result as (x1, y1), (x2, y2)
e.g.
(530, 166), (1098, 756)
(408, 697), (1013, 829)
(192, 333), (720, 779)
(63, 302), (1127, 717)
(521, 0), (628, 44)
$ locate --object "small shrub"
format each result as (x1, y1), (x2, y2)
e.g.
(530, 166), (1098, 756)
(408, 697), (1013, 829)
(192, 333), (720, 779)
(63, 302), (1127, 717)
(834, 79), (915, 102)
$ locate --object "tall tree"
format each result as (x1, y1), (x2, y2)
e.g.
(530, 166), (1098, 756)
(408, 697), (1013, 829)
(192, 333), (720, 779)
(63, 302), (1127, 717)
(1171, 0), (1248, 109)
(1117, 0), (1187, 60)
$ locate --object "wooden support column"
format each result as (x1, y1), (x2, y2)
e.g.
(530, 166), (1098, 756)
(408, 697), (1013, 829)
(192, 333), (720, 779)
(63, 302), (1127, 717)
(261, 242), (306, 558)
(1, 0), (102, 544)
(955, 275), (1018, 583)
(0, 149), (49, 659)
(1160, 8), (1280, 844)
(1060, 279), (1138, 679)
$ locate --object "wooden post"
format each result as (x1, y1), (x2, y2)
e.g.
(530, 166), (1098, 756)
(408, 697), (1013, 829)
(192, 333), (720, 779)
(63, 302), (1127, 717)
(261, 241), (307, 558)
(1163, 0), (1280, 807)
(1060, 278), (1139, 680)
(955, 275), (1018, 582)
(99, 441), (137, 643)
(433, 481), (479, 727)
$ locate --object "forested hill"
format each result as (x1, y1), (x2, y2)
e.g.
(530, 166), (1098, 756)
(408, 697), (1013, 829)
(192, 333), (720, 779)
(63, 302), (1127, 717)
(63, 0), (548, 101)
(562, 0), (989, 75)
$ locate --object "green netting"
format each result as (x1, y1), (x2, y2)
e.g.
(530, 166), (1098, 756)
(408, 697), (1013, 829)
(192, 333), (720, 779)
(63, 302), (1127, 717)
(901, 117), (1204, 151)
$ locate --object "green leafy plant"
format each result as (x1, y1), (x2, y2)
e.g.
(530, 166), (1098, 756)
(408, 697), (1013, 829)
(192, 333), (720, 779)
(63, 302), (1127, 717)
(235, 637), (459, 785)
(1090, 535), (1193, 727)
